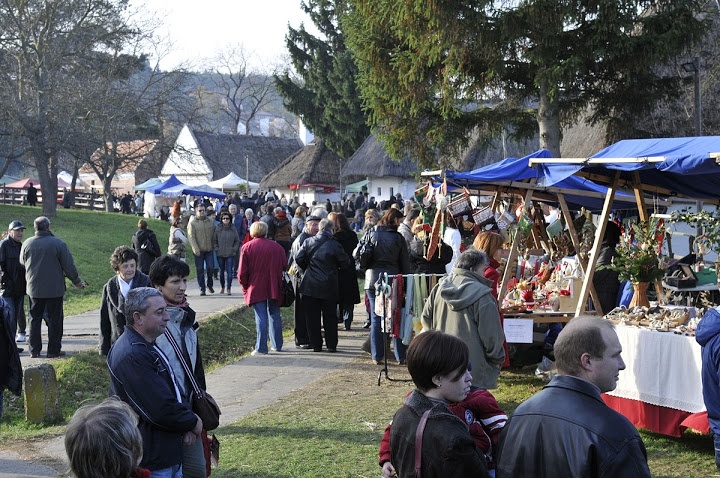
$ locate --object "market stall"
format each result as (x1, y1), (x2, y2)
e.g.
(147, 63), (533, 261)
(425, 149), (645, 318)
(530, 136), (720, 315)
(528, 136), (720, 436)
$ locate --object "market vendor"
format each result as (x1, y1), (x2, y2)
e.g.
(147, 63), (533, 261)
(593, 221), (622, 315)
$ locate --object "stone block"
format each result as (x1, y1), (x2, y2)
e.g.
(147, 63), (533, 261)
(24, 363), (62, 424)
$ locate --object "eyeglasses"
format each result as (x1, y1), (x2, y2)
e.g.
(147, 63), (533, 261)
(222, 217), (231, 221)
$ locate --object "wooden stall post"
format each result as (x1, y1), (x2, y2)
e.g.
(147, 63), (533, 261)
(574, 171), (620, 316)
(557, 192), (604, 314)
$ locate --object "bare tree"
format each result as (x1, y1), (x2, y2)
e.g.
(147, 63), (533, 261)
(208, 45), (279, 135)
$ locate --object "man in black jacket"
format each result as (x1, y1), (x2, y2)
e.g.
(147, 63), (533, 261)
(295, 218), (351, 352)
(495, 316), (651, 478)
(288, 214), (322, 349)
(0, 221), (27, 344)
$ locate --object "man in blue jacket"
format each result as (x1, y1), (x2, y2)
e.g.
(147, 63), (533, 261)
(108, 287), (202, 477)
(696, 307), (720, 470)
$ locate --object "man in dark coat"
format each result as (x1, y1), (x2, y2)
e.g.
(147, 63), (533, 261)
(26, 182), (37, 206)
(0, 220), (27, 343)
(295, 219), (352, 352)
(108, 287), (202, 474)
(0, 296), (22, 419)
(496, 316), (651, 478)
(288, 214), (322, 348)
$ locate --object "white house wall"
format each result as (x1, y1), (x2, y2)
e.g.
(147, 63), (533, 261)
(366, 177), (418, 203)
(271, 188), (340, 208)
(162, 125), (212, 185)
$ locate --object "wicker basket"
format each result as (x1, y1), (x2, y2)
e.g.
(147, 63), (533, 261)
(447, 191), (472, 217)
(472, 206), (494, 226)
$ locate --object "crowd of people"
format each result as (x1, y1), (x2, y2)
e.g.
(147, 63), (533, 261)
(1, 187), (717, 478)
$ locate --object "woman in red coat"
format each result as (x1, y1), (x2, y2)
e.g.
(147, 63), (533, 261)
(473, 231), (511, 368)
(238, 221), (287, 355)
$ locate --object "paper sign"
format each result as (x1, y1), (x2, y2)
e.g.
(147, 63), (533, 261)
(504, 318), (534, 343)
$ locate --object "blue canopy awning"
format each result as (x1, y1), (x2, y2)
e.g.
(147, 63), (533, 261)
(145, 175), (184, 194)
(160, 183), (226, 199)
(536, 136), (720, 200)
(443, 149), (638, 211)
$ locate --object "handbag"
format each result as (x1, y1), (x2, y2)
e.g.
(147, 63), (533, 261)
(163, 330), (221, 431)
(352, 227), (376, 271)
(280, 271), (295, 307)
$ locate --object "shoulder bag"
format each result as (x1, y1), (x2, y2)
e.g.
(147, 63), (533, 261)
(280, 271), (295, 307)
(352, 227), (376, 271)
(163, 329), (221, 431)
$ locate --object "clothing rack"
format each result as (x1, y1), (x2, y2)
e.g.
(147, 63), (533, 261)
(375, 272), (446, 386)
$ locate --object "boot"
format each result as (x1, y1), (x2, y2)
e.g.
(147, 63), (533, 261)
(220, 288), (225, 295)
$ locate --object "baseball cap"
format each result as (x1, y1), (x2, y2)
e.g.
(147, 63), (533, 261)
(9, 220), (25, 230)
(306, 215), (322, 222)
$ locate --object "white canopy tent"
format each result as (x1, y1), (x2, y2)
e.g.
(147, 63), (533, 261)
(208, 172), (259, 191)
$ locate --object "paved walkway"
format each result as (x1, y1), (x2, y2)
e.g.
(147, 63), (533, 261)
(0, 282), (371, 477)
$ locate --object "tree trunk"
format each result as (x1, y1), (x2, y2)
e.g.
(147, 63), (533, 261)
(537, 76), (561, 157)
(35, 156), (58, 218)
(102, 176), (115, 212)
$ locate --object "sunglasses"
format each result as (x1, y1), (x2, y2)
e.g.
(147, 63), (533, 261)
(222, 217), (231, 221)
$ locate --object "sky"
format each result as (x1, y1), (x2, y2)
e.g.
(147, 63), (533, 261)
(130, 0), (316, 71)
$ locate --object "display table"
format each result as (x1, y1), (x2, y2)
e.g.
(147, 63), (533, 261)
(503, 311), (575, 324)
(602, 325), (710, 437)
(662, 281), (719, 307)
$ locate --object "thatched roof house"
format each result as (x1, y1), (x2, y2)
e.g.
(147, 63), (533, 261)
(261, 138), (344, 204)
(341, 134), (420, 201)
(161, 124), (303, 187)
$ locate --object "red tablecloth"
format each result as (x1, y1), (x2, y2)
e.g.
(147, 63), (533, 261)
(602, 394), (710, 438)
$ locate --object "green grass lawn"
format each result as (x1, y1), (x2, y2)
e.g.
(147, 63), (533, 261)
(0, 204), (172, 316)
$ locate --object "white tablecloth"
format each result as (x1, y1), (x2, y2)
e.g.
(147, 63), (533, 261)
(606, 325), (705, 413)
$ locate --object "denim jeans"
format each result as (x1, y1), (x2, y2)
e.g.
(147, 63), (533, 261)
(714, 432), (720, 470)
(150, 463), (182, 478)
(193, 250), (214, 292)
(253, 299), (283, 353)
(366, 291), (406, 362)
(217, 256), (234, 290)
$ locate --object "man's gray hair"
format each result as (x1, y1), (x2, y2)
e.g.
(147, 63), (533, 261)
(34, 216), (50, 231)
(310, 207), (328, 220)
(124, 287), (163, 325)
(319, 218), (334, 232)
(455, 248), (489, 271)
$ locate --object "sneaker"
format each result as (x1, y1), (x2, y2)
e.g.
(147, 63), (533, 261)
(16, 332), (26, 343)
(220, 288), (225, 295)
(270, 347), (281, 352)
(250, 350), (267, 356)
(31, 352), (40, 358)
(208, 286), (215, 294)
(362, 321), (370, 329)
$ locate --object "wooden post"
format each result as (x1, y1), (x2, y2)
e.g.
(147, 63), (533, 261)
(574, 171), (620, 316)
(557, 192), (604, 315)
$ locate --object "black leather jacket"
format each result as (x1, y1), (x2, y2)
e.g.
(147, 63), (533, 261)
(496, 375), (651, 478)
(364, 226), (411, 291)
(390, 389), (489, 478)
(295, 232), (351, 301)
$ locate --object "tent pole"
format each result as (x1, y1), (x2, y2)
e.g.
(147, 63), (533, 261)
(574, 171), (619, 316)
(499, 185), (535, 300)
(557, 192), (603, 315)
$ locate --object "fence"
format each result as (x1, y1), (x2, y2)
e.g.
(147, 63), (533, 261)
(0, 187), (106, 211)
